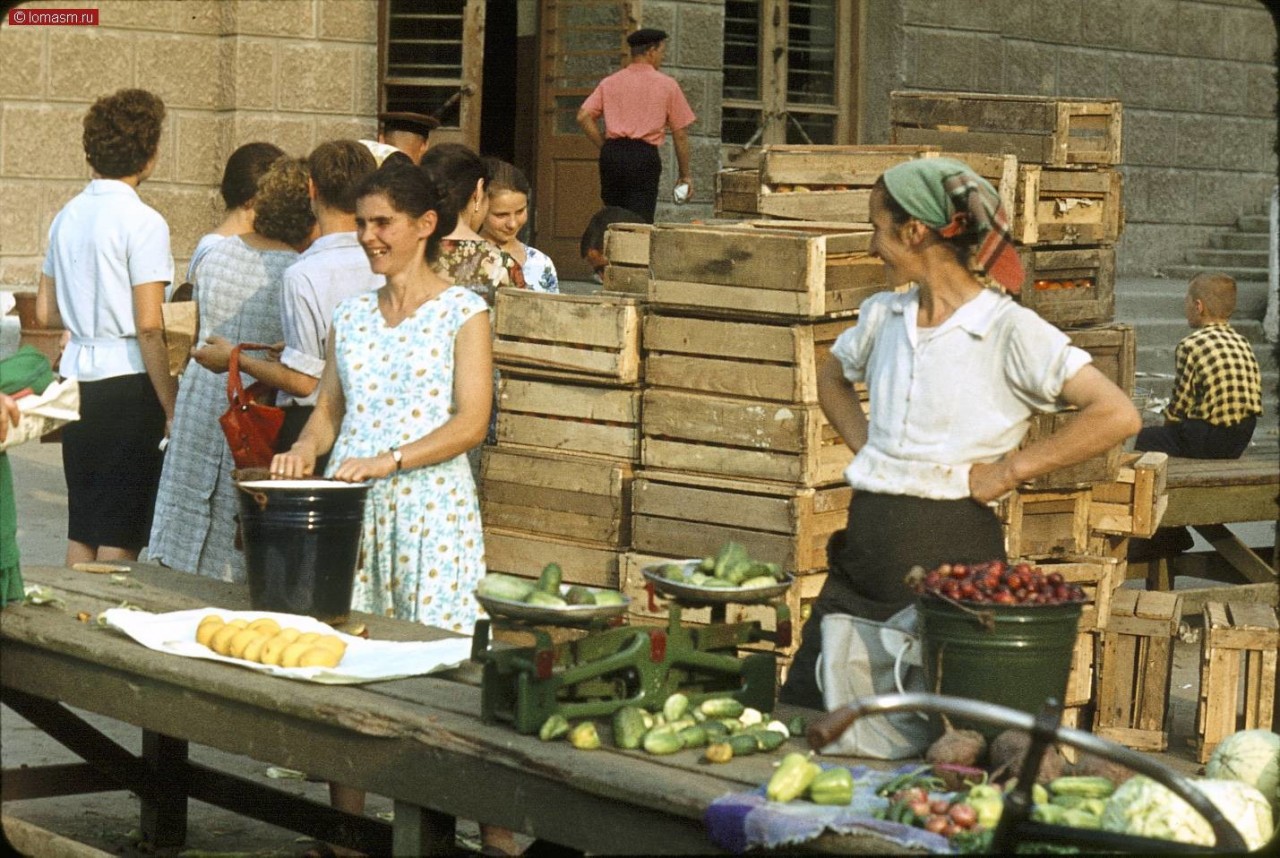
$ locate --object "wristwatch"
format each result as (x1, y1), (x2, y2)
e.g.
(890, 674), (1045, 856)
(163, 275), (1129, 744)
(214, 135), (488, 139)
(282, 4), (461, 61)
(390, 447), (403, 472)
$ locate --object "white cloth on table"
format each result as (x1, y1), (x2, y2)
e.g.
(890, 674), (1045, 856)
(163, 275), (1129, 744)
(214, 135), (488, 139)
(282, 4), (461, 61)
(149, 237), (296, 582)
(831, 285), (1092, 500)
(276, 232), (384, 407)
(328, 287), (488, 632)
(42, 179), (174, 381)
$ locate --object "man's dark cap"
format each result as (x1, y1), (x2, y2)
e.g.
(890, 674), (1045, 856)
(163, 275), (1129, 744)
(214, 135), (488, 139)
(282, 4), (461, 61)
(626, 28), (668, 49)
(378, 111), (440, 137)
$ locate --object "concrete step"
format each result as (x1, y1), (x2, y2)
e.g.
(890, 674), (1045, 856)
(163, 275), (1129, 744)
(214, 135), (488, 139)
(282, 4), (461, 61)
(1130, 318), (1269, 349)
(1160, 263), (1269, 283)
(1115, 279), (1270, 320)
(1211, 232), (1270, 251)
(1136, 343), (1278, 376)
(1185, 248), (1270, 268)
(1237, 213), (1271, 233)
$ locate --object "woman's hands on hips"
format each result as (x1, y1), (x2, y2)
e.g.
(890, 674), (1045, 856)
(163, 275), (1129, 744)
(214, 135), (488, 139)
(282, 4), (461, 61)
(969, 460), (1019, 505)
(330, 454), (395, 483)
(271, 444), (318, 480)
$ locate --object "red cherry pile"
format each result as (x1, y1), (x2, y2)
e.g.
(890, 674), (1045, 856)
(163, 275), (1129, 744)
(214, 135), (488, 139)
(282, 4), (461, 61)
(912, 560), (1086, 606)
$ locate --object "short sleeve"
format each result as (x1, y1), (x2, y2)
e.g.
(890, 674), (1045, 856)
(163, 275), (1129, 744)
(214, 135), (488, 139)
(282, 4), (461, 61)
(829, 294), (893, 383)
(581, 84), (604, 117)
(1004, 310), (1093, 410)
(666, 78), (696, 130)
(278, 267), (328, 379)
(128, 208), (174, 287)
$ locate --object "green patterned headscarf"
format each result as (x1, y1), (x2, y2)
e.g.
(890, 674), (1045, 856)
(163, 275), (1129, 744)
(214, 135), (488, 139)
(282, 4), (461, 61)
(882, 157), (1026, 293)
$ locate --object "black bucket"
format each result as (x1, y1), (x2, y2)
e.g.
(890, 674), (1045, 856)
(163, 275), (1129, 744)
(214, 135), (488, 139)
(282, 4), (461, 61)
(918, 595), (1082, 739)
(236, 479), (369, 624)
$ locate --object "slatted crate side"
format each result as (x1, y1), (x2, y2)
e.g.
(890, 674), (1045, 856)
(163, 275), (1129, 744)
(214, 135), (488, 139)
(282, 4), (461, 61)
(1014, 166), (1124, 246)
(480, 447), (633, 546)
(482, 527), (621, 589)
(648, 225), (884, 320)
(631, 471), (851, 573)
(1088, 451), (1169, 538)
(641, 388), (854, 486)
(492, 289), (643, 384)
(1000, 488), (1092, 559)
(716, 168), (763, 216)
(1093, 589), (1181, 752)
(1014, 245), (1116, 328)
(496, 376), (641, 461)
(643, 314), (854, 403)
(1067, 324), (1136, 396)
(1195, 602), (1279, 763)
(601, 265), (649, 296)
(1020, 410), (1122, 490)
(603, 223), (651, 267)
(1065, 631), (1096, 708)
(890, 91), (1122, 167)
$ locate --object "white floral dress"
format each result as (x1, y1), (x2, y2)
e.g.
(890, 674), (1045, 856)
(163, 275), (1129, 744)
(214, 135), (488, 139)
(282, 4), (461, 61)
(328, 287), (488, 632)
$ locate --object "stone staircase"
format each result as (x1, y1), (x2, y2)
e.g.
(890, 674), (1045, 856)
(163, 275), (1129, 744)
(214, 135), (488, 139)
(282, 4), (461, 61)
(1115, 211), (1277, 457)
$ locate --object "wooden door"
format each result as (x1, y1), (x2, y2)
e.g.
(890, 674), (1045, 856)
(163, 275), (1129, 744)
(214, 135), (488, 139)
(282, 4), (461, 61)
(534, 0), (639, 280)
(379, 0), (486, 151)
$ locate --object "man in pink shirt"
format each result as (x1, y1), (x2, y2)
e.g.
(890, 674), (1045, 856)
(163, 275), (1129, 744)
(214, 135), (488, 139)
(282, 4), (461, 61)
(576, 28), (696, 222)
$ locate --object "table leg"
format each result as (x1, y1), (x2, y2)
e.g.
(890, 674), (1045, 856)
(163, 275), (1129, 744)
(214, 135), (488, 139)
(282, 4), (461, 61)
(392, 800), (456, 856)
(140, 730), (189, 849)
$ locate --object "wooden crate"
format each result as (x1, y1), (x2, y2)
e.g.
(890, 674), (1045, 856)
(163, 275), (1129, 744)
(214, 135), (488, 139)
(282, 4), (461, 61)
(1028, 554), (1126, 632)
(714, 144), (940, 220)
(1014, 245), (1116, 328)
(619, 551), (824, 656)
(1195, 602), (1279, 763)
(482, 527), (620, 589)
(480, 446), (633, 547)
(1014, 166), (1124, 245)
(601, 265), (649, 295)
(630, 470), (851, 574)
(1015, 246), (1116, 327)
(648, 224), (883, 319)
(496, 376), (641, 461)
(1067, 324), (1136, 396)
(1093, 590), (1181, 752)
(1058, 704), (1091, 764)
(1000, 488), (1092, 559)
(1065, 631), (1096, 708)
(890, 91), (1123, 167)
(642, 388), (853, 486)
(603, 223), (651, 266)
(1020, 410), (1123, 490)
(1089, 452), (1169, 538)
(644, 314), (854, 404)
(492, 289), (642, 384)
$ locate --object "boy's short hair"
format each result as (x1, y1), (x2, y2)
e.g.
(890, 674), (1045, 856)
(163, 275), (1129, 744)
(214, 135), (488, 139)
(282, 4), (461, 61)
(220, 142), (285, 209)
(253, 157), (316, 247)
(308, 140), (378, 214)
(82, 89), (166, 178)
(1190, 272), (1237, 319)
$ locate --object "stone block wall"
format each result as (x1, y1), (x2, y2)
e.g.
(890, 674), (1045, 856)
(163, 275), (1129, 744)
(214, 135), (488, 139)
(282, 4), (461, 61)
(0, 0), (379, 292)
(861, 0), (1277, 276)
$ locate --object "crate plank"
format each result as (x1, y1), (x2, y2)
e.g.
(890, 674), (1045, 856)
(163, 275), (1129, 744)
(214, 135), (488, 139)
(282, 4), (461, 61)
(603, 223), (651, 267)
(1000, 489), (1092, 558)
(1014, 166), (1124, 246)
(492, 290), (642, 384)
(1015, 246), (1116, 328)
(1094, 588), (1179, 751)
(481, 447), (632, 546)
(482, 527), (620, 588)
(1067, 324), (1136, 397)
(601, 265), (649, 296)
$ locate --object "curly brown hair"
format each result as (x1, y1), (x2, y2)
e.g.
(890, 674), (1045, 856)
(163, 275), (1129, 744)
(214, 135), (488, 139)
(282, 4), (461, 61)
(82, 89), (166, 179)
(253, 157), (316, 247)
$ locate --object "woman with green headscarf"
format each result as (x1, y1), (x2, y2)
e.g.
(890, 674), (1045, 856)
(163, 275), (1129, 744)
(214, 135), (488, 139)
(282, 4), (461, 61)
(780, 158), (1141, 710)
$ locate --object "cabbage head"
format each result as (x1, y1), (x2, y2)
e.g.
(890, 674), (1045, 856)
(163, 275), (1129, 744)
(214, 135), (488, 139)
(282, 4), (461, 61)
(1205, 729), (1280, 810)
(1100, 776), (1273, 851)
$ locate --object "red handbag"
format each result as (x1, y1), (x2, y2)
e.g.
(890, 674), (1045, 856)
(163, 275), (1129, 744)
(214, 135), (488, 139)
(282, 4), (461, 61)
(218, 343), (285, 470)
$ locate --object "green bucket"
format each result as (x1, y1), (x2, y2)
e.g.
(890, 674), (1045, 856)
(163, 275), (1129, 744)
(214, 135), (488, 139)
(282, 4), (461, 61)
(918, 596), (1081, 738)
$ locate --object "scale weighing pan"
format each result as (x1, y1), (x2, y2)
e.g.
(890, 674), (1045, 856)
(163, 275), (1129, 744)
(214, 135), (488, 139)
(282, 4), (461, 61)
(641, 561), (794, 605)
(476, 592), (630, 626)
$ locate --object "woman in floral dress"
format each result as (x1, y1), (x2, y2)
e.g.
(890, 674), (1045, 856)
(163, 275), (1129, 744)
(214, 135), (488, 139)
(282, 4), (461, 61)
(270, 160), (491, 632)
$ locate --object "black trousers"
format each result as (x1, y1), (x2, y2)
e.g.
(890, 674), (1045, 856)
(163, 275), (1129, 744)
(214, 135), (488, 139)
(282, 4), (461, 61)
(599, 138), (662, 223)
(1135, 416), (1256, 459)
(779, 492), (1007, 710)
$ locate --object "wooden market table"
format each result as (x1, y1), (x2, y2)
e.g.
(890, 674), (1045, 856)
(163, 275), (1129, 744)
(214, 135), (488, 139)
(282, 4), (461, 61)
(0, 564), (828, 856)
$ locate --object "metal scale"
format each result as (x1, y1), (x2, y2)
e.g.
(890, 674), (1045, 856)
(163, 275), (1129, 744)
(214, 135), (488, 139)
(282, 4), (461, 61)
(472, 562), (794, 734)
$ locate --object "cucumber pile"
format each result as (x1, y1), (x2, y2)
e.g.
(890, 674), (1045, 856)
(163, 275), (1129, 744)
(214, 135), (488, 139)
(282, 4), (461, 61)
(657, 541), (785, 589)
(538, 692), (806, 762)
(476, 565), (625, 608)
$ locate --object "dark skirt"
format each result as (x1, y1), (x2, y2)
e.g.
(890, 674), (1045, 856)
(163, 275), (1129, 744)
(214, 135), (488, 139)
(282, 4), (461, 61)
(779, 491), (1007, 709)
(62, 373), (166, 551)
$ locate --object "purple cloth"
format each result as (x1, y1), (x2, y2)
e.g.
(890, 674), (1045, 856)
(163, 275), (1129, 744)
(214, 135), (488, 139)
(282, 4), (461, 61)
(703, 764), (953, 854)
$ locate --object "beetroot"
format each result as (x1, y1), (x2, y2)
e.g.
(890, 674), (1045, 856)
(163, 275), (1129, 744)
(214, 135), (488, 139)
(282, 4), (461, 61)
(926, 726), (988, 768)
(987, 729), (1065, 784)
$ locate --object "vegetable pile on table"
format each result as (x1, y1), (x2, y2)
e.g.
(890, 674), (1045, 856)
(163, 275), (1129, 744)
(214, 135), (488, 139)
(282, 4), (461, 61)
(476, 567), (625, 607)
(655, 540), (786, 589)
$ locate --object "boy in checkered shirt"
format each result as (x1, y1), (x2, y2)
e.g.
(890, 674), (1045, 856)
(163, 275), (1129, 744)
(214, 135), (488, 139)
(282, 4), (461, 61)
(1137, 273), (1263, 458)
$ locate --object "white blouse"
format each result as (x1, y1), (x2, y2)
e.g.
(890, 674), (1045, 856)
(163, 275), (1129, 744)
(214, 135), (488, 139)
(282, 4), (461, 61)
(42, 179), (174, 381)
(831, 285), (1092, 500)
